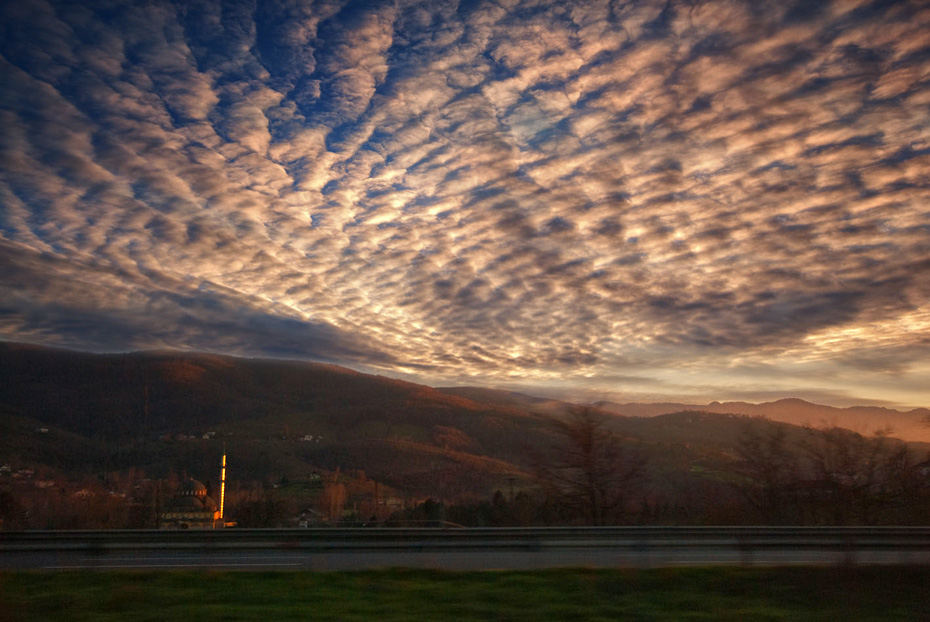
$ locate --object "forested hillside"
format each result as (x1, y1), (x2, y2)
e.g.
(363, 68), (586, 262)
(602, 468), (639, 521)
(2, 343), (929, 529)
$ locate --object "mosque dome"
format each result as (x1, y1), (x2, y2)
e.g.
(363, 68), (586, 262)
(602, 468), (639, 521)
(158, 454), (228, 529)
(165, 496), (206, 511)
(166, 479), (218, 510)
(179, 479), (208, 497)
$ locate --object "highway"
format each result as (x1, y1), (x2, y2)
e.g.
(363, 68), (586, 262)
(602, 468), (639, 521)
(3, 527), (929, 571)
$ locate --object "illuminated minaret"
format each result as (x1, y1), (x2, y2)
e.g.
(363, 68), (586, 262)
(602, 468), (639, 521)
(218, 448), (226, 524)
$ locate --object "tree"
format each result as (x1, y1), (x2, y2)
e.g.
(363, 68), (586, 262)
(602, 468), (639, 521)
(534, 408), (645, 525)
(734, 423), (802, 524)
(320, 471), (347, 523)
(735, 422), (930, 525)
(801, 427), (921, 524)
(0, 490), (26, 530)
(231, 488), (291, 528)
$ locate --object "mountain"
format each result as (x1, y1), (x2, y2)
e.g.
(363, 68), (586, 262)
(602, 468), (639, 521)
(0, 341), (551, 498)
(0, 342), (790, 495)
(436, 385), (930, 443)
(438, 387), (577, 416)
(595, 398), (930, 442)
(3, 342), (929, 528)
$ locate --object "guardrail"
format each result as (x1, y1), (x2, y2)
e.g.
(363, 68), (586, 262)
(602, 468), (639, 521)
(3, 527), (929, 569)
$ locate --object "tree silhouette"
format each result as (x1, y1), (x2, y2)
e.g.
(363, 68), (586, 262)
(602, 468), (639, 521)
(534, 408), (645, 525)
(735, 423), (929, 525)
(734, 423), (802, 523)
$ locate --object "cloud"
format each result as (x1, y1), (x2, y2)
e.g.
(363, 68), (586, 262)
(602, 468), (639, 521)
(0, 239), (395, 364)
(1, 0), (929, 407)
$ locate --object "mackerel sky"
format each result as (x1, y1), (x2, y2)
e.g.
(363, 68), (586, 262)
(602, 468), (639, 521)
(1, 0), (929, 407)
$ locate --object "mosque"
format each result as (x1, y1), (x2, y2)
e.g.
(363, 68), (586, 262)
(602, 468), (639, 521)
(159, 452), (229, 529)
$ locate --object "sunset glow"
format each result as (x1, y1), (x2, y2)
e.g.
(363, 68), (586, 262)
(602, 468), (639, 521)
(1, 0), (929, 407)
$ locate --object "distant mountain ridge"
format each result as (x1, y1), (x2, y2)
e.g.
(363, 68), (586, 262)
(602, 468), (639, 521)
(436, 386), (930, 442)
(3, 340), (930, 525)
(594, 398), (930, 442)
(3, 341), (927, 443)
(438, 387), (578, 416)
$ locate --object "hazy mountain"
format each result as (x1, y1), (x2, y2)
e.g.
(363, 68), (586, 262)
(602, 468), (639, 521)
(3, 341), (927, 504)
(437, 385), (930, 443)
(595, 398), (930, 442)
(438, 387), (577, 416)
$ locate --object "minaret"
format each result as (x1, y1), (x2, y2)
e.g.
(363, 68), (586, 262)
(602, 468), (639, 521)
(218, 448), (226, 524)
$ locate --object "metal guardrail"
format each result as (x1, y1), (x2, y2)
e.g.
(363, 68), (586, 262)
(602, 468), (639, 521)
(3, 526), (930, 548)
(2, 527), (929, 569)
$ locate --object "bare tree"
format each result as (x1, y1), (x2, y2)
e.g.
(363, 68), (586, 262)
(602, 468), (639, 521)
(734, 423), (802, 524)
(801, 427), (919, 524)
(735, 422), (929, 525)
(320, 471), (347, 524)
(534, 408), (645, 525)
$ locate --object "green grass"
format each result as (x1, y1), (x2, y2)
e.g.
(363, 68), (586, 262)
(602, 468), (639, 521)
(1, 566), (928, 621)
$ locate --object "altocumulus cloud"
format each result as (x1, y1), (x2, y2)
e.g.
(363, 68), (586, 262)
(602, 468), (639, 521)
(1, 0), (929, 406)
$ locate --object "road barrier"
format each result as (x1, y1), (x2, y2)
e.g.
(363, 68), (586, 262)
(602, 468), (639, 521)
(2, 526), (929, 570)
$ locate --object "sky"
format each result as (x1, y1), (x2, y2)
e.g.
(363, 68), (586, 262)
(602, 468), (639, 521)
(1, 0), (929, 409)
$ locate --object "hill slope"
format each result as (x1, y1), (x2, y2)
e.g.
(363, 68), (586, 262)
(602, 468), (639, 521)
(594, 399), (930, 442)
(0, 342), (552, 497)
(3, 342), (927, 504)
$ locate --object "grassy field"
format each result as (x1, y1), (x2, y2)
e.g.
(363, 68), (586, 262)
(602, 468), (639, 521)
(1, 566), (928, 621)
